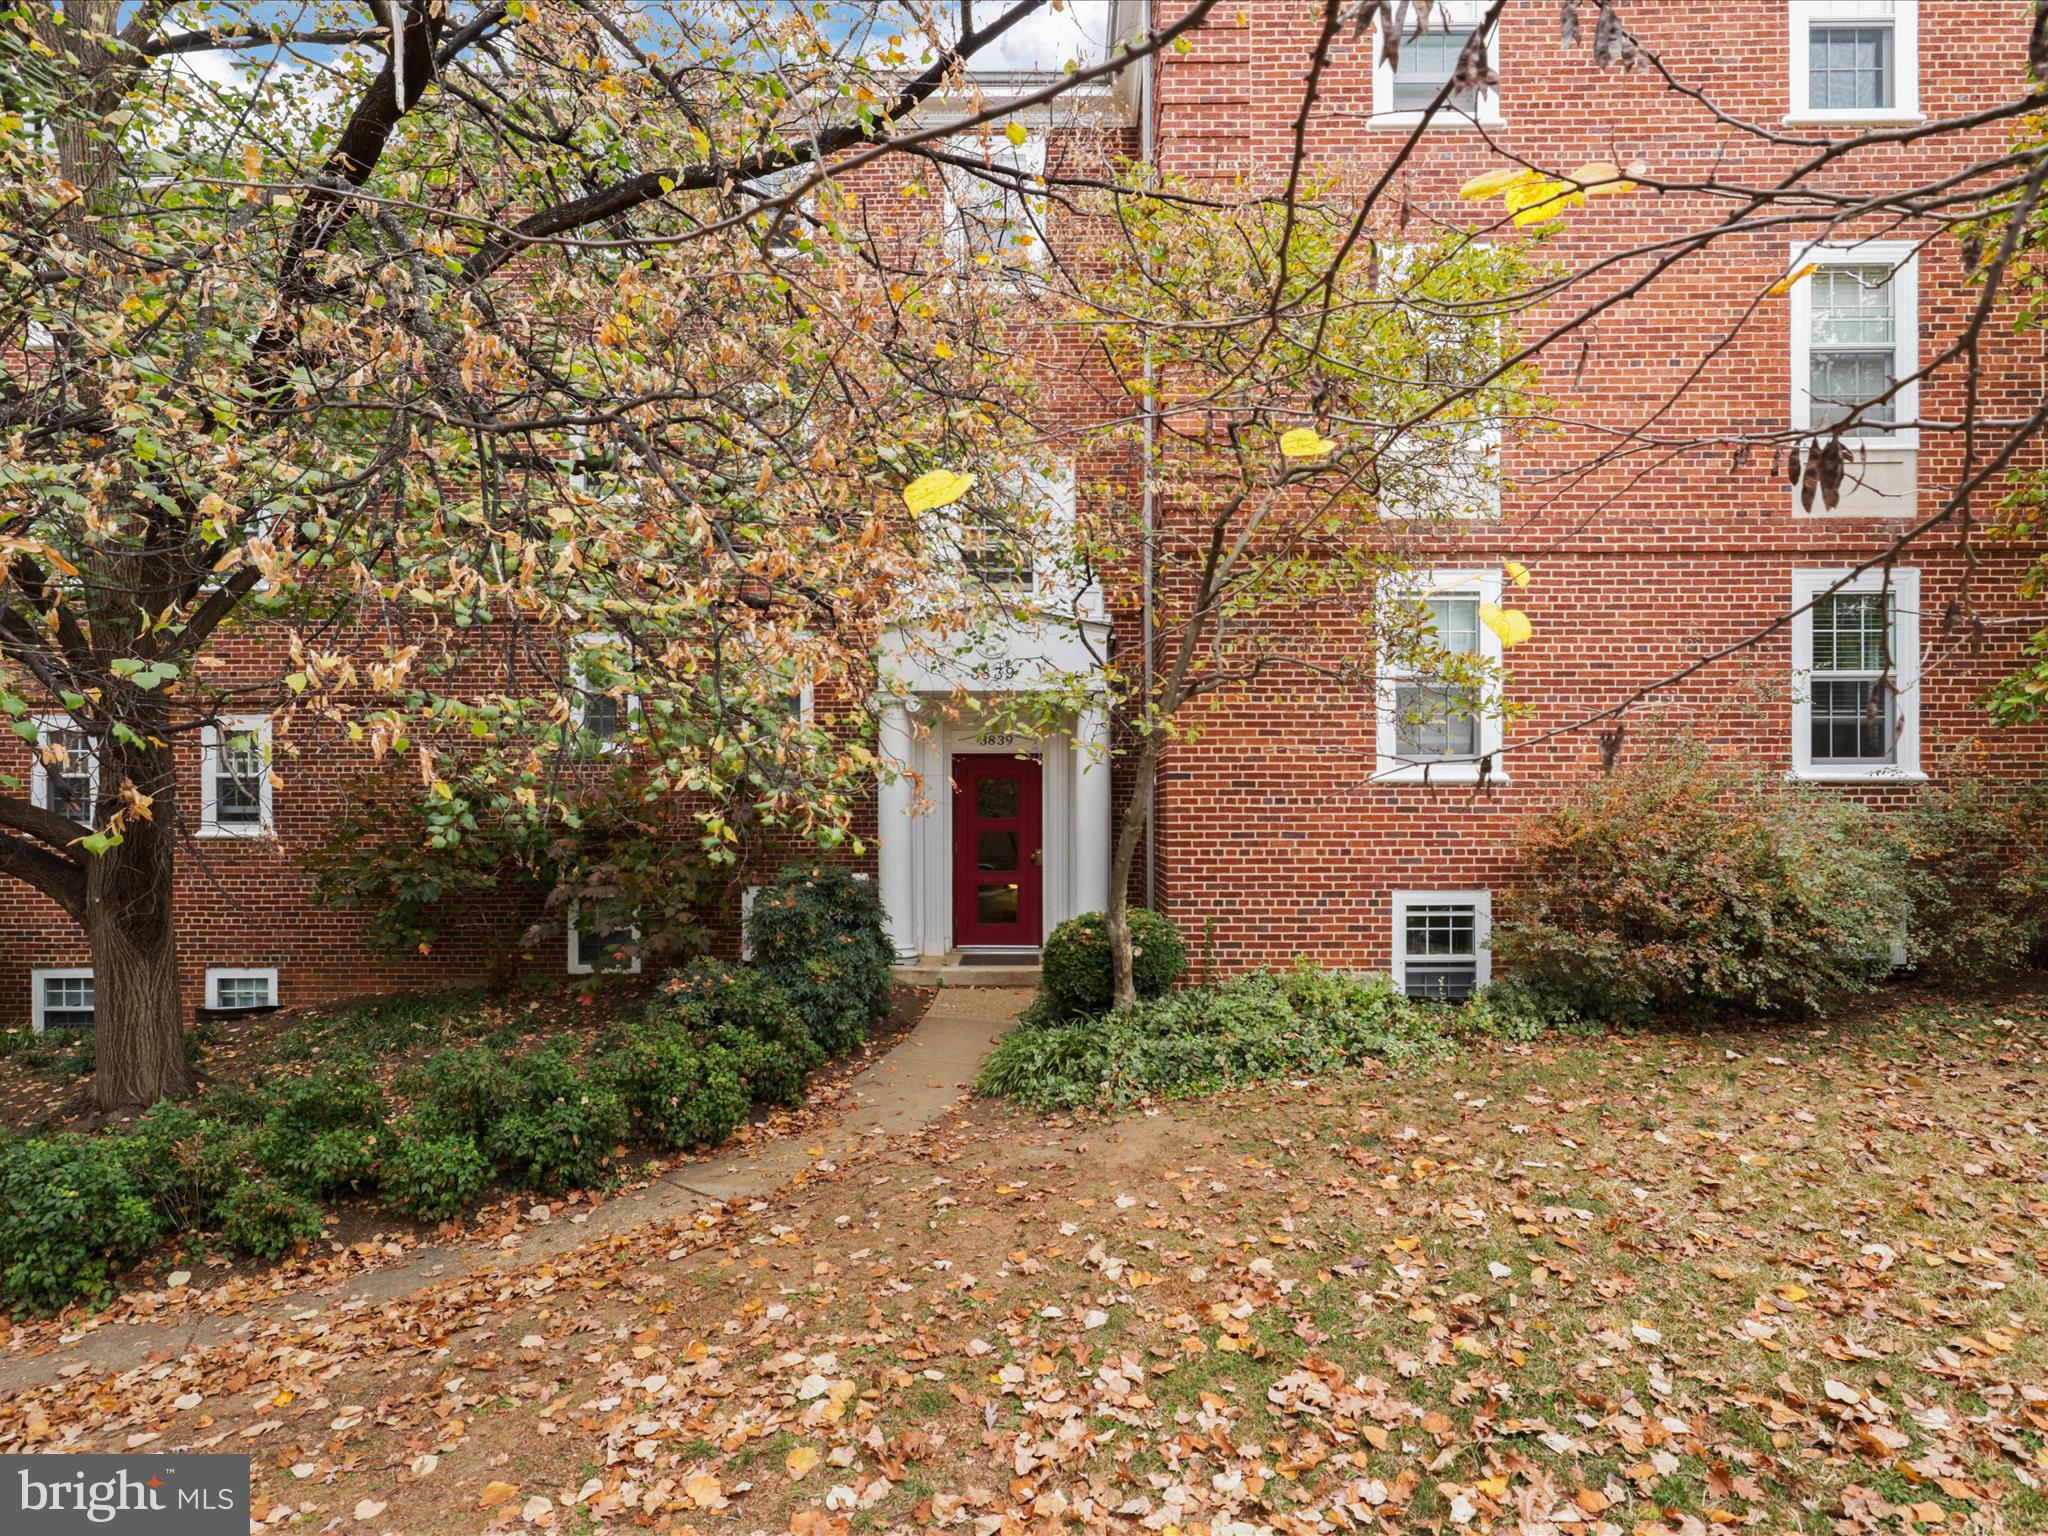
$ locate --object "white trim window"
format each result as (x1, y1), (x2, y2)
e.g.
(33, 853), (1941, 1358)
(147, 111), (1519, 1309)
(206, 967), (279, 1011)
(199, 715), (273, 837)
(1787, 2), (1920, 126)
(1791, 567), (1924, 781)
(1372, 0), (1501, 128)
(30, 715), (96, 825)
(1791, 242), (1919, 443)
(1377, 570), (1505, 783)
(1392, 891), (1492, 1001)
(566, 903), (642, 975)
(30, 967), (95, 1032)
(740, 883), (765, 961)
(569, 633), (637, 750)
(942, 135), (1049, 271)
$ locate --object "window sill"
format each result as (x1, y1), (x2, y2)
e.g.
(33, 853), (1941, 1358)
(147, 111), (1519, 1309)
(196, 824), (275, 840)
(1786, 767), (1929, 785)
(1781, 111), (1925, 130)
(1368, 112), (1505, 131)
(1378, 766), (1510, 786)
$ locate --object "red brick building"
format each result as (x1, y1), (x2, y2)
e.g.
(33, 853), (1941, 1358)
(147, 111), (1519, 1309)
(8, 1), (2046, 1026)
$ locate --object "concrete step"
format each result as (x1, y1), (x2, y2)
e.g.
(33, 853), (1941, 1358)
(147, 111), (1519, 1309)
(894, 954), (1042, 989)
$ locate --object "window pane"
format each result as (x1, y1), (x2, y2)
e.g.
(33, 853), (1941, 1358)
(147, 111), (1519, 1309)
(576, 923), (636, 973)
(1810, 351), (1895, 431)
(1809, 23), (1893, 110)
(976, 883), (1020, 924)
(1810, 678), (1895, 763)
(41, 975), (94, 1029)
(1394, 681), (1480, 759)
(38, 727), (92, 823)
(1424, 595), (1481, 655)
(215, 735), (264, 824)
(580, 692), (623, 739)
(1390, 29), (1480, 113)
(1404, 904), (1477, 959)
(1404, 960), (1479, 1002)
(1809, 266), (1895, 346)
(977, 830), (1019, 870)
(216, 975), (273, 1009)
(1813, 592), (1891, 671)
(974, 775), (1019, 819)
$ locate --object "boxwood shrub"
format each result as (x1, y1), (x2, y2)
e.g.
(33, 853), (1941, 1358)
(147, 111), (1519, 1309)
(1039, 909), (1187, 1017)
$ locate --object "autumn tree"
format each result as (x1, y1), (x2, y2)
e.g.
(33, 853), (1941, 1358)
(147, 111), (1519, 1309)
(0, 0), (1202, 1109)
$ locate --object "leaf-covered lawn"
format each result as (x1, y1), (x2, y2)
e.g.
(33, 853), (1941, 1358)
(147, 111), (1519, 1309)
(3, 988), (2045, 1536)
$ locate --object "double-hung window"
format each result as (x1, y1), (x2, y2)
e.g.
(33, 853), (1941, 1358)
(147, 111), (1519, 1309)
(1791, 567), (1923, 781)
(31, 968), (95, 1032)
(1789, 241), (1919, 513)
(199, 716), (273, 837)
(1372, 0), (1501, 127)
(1788, 3), (1919, 125)
(1377, 571), (1504, 782)
(1392, 892), (1491, 1001)
(567, 903), (642, 975)
(570, 633), (636, 749)
(31, 716), (96, 824)
(942, 136), (1049, 271)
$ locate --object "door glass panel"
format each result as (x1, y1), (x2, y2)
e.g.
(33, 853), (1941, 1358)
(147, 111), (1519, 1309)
(977, 830), (1018, 870)
(974, 774), (1019, 819)
(977, 883), (1020, 924)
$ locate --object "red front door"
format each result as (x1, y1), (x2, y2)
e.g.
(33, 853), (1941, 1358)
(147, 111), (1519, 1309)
(952, 755), (1043, 947)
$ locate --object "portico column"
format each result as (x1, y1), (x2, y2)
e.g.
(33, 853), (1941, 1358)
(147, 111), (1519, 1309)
(1072, 703), (1112, 917)
(876, 699), (920, 959)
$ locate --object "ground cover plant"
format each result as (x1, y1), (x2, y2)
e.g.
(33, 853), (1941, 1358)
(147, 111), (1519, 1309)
(0, 867), (893, 1315)
(1, 988), (2041, 1536)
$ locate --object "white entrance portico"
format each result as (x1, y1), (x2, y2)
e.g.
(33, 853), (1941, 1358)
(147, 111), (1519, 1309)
(875, 613), (1112, 962)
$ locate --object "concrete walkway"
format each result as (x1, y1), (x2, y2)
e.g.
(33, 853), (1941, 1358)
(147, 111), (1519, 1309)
(0, 988), (1028, 1395)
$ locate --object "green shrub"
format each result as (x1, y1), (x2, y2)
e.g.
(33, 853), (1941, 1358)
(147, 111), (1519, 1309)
(1896, 772), (2048, 980)
(603, 1025), (750, 1150)
(380, 1126), (493, 1221)
(711, 1025), (807, 1107)
(484, 1045), (629, 1191)
(399, 1047), (521, 1141)
(1039, 909), (1188, 1017)
(1491, 747), (1910, 1024)
(664, 962), (823, 1071)
(1455, 976), (1595, 1044)
(256, 1062), (387, 1196)
(218, 1178), (325, 1262)
(0, 1136), (162, 1314)
(119, 1104), (253, 1231)
(744, 865), (895, 1054)
(980, 968), (1445, 1111)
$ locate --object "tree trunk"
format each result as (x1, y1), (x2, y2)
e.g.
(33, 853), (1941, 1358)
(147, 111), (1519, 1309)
(1105, 731), (1165, 1012)
(86, 737), (191, 1112)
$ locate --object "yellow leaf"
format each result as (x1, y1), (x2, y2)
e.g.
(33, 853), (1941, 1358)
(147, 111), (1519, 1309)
(1005, 120), (1028, 146)
(902, 469), (975, 514)
(1504, 178), (1584, 225)
(682, 1473), (725, 1509)
(786, 1445), (820, 1479)
(1503, 559), (1531, 589)
(1478, 603), (1533, 648)
(1570, 159), (1638, 196)
(478, 1482), (520, 1509)
(1768, 262), (1817, 297)
(1458, 166), (1538, 201)
(933, 339), (953, 359)
(1279, 426), (1337, 460)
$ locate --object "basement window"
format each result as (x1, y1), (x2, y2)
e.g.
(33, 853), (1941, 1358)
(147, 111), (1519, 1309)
(31, 968), (95, 1033)
(567, 904), (642, 976)
(1392, 892), (1491, 1002)
(206, 967), (279, 1012)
